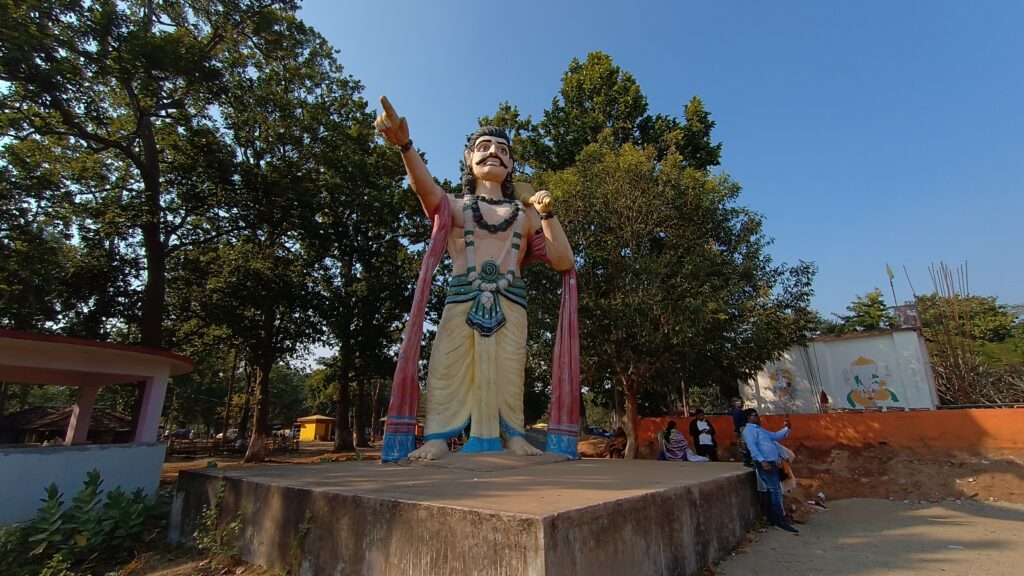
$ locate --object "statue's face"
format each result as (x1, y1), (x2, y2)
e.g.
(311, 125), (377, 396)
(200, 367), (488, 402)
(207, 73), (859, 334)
(466, 136), (511, 183)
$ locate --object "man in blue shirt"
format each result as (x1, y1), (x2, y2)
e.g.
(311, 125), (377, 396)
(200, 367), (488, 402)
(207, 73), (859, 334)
(741, 408), (799, 534)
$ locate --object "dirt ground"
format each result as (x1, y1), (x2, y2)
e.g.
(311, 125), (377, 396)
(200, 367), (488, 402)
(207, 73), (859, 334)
(160, 441), (380, 484)
(714, 498), (1024, 576)
(782, 445), (1024, 524)
(579, 438), (1024, 519)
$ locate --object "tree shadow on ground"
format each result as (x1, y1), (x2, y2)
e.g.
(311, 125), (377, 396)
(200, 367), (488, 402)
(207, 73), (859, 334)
(718, 498), (1024, 576)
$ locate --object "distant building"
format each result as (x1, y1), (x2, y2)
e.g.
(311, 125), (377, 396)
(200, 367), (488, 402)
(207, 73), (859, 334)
(742, 328), (939, 414)
(0, 406), (135, 445)
(294, 415), (335, 441)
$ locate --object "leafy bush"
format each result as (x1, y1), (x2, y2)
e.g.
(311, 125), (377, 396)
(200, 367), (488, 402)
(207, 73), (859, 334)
(0, 469), (169, 576)
(193, 480), (241, 565)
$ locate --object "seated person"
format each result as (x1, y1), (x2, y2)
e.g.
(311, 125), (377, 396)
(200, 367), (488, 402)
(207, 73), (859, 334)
(660, 420), (707, 462)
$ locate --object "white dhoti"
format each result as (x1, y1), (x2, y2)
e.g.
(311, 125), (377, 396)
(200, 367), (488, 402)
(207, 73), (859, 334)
(422, 298), (528, 451)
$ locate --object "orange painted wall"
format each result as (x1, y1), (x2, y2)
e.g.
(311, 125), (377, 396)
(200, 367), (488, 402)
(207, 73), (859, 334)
(639, 409), (1024, 454)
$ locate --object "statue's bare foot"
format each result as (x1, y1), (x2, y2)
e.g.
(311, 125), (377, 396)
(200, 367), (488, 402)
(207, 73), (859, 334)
(506, 436), (543, 456)
(409, 439), (448, 460)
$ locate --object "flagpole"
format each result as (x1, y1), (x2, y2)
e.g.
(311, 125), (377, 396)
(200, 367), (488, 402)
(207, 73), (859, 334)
(886, 262), (898, 305)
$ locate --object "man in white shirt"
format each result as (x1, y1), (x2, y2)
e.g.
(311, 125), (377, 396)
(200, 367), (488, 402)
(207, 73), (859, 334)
(688, 409), (718, 461)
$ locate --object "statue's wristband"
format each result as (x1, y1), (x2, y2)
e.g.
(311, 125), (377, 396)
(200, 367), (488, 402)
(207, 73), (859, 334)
(539, 211), (557, 221)
(399, 139), (414, 153)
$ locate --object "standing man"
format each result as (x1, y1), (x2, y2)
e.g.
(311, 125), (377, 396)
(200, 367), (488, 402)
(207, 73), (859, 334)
(741, 409), (799, 534)
(729, 398), (751, 466)
(688, 409), (718, 461)
(375, 97), (578, 461)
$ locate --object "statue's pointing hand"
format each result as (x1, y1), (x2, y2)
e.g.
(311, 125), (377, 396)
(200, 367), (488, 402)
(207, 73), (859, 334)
(375, 95), (409, 147)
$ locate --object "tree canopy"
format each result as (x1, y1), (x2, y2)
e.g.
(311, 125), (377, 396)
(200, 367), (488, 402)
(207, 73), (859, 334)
(481, 51), (816, 456)
(2, 17), (818, 464)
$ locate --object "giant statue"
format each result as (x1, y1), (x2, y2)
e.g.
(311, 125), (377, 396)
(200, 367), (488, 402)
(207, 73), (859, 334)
(375, 96), (580, 462)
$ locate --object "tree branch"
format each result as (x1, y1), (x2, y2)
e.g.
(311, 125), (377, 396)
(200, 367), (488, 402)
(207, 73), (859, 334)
(45, 93), (140, 164)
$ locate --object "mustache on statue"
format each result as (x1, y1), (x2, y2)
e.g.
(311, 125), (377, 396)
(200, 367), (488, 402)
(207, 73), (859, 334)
(475, 154), (508, 169)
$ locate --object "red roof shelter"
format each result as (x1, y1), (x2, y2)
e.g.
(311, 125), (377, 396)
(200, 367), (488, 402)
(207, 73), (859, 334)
(0, 329), (194, 525)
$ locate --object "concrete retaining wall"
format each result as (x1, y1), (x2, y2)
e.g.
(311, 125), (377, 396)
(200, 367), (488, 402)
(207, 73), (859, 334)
(640, 408), (1024, 455)
(540, 474), (757, 575)
(169, 461), (758, 576)
(0, 442), (166, 525)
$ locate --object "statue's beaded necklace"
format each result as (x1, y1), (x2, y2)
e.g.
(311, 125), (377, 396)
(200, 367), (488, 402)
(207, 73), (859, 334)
(475, 194), (514, 206)
(469, 193), (520, 234)
(462, 195), (524, 295)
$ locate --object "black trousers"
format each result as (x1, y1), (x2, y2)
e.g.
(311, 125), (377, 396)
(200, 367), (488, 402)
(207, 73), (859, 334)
(695, 444), (718, 461)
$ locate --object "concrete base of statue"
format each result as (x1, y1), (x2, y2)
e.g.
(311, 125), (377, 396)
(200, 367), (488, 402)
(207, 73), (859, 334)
(168, 454), (758, 576)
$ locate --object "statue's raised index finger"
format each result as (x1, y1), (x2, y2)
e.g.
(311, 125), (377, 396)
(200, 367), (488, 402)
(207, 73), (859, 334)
(379, 95), (399, 120)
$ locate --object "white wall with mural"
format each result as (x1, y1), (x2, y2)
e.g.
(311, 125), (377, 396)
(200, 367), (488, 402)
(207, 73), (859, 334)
(742, 329), (938, 414)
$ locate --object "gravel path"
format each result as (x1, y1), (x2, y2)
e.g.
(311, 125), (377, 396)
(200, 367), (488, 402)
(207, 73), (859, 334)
(716, 498), (1024, 576)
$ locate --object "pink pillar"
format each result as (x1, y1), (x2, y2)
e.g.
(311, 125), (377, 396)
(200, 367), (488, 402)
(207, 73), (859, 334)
(134, 375), (168, 443)
(66, 385), (99, 445)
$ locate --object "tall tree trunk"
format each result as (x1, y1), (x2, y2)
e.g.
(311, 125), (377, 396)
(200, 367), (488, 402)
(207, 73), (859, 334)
(16, 384), (30, 413)
(680, 378), (689, 417)
(0, 383), (8, 416)
(243, 359), (273, 462)
(613, 385), (625, 430)
(370, 378), (383, 442)
(354, 378), (369, 448)
(237, 366), (256, 440)
(137, 129), (165, 349)
(622, 377), (640, 459)
(222, 348), (239, 437)
(333, 367), (355, 451)
(135, 3), (165, 350)
(578, 391), (589, 434)
(333, 255), (355, 451)
(245, 305), (277, 463)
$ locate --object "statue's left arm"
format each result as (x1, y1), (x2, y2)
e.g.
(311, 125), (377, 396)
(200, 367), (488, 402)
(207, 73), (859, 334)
(529, 190), (573, 271)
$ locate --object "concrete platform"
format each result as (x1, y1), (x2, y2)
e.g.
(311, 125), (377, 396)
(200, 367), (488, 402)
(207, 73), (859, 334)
(169, 456), (758, 576)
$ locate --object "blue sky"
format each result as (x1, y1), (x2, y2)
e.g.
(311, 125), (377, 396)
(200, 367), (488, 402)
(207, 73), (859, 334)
(298, 0), (1023, 317)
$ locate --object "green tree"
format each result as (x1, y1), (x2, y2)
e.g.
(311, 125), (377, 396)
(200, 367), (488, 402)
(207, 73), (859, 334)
(0, 0), (296, 348)
(676, 97), (722, 172)
(512, 52), (721, 176)
(303, 365), (337, 418)
(540, 141), (815, 457)
(833, 289), (896, 332)
(916, 294), (1016, 345)
(915, 292), (1024, 404)
(315, 130), (417, 452)
(480, 53), (815, 456)
(268, 365), (306, 427)
(529, 52), (655, 172)
(0, 135), (140, 337)
(168, 12), (357, 461)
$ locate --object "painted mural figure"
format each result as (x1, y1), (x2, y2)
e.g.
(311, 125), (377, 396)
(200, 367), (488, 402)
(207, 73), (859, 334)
(844, 356), (901, 408)
(770, 366), (794, 398)
(374, 97), (579, 462)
